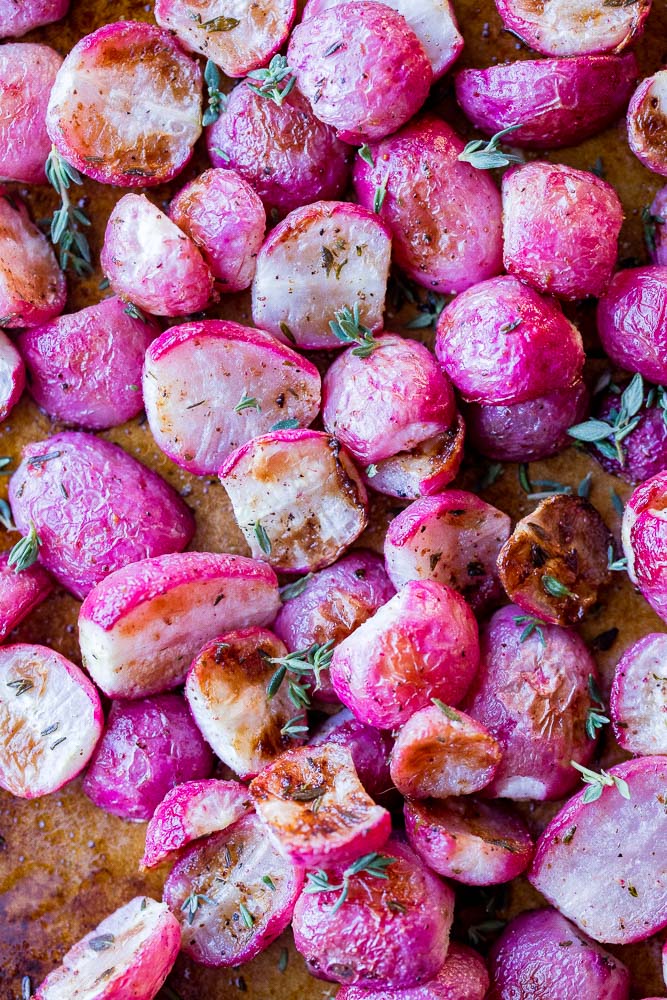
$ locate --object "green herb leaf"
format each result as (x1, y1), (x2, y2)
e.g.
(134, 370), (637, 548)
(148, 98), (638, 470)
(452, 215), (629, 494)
(577, 472), (593, 499)
(365, 463), (378, 478)
(252, 520), (272, 556)
(518, 463), (532, 494)
(568, 419), (615, 443)
(513, 614), (547, 646)
(238, 901), (254, 928)
(607, 544), (628, 573)
(0, 498), (15, 532)
(180, 892), (214, 925)
(262, 875), (276, 890)
(432, 698), (461, 722)
(89, 933), (115, 952)
(304, 853), (395, 914)
(373, 179), (387, 214)
(642, 204), (665, 255)
(124, 301), (146, 322)
(458, 124), (524, 170)
(235, 393), (261, 414)
(45, 146), (93, 276)
(271, 418), (299, 430)
(281, 713), (309, 738)
(542, 575), (574, 599)
(8, 522), (40, 573)
(571, 760), (631, 802)
(278, 946), (289, 972)
(329, 302), (380, 358)
(610, 489), (625, 516)
(358, 144), (374, 167)
(279, 574), (313, 601)
(199, 15), (239, 30)
(246, 55), (296, 106)
(480, 463), (503, 489)
(203, 58), (227, 125)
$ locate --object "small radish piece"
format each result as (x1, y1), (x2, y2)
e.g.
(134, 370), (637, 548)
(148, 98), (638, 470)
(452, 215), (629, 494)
(497, 494), (612, 627)
(78, 552), (281, 699)
(154, 0), (296, 77)
(435, 275), (584, 405)
(353, 114), (502, 295)
(169, 168), (266, 291)
(0, 43), (63, 183)
(493, 0), (651, 56)
(529, 756), (667, 944)
(46, 21), (202, 187)
(142, 779), (253, 869)
(83, 694), (213, 822)
(598, 267), (667, 383)
(502, 162), (623, 300)
(207, 83), (351, 216)
(0, 643), (102, 798)
(101, 194), (214, 317)
(648, 187), (667, 265)
(322, 334), (456, 464)
(462, 604), (598, 800)
(303, 0), (463, 80)
(292, 835), (454, 989)
(628, 70), (667, 176)
(0, 330), (24, 421)
(288, 3), (432, 144)
(9, 432), (194, 600)
(586, 377), (667, 485)
(0, 192), (65, 329)
(390, 703), (501, 799)
(163, 812), (304, 967)
(337, 943), (489, 1000)
(143, 320), (321, 475)
(365, 417), (466, 499)
(220, 429), (368, 573)
(0, 0), (68, 37)
(611, 634), (667, 755)
(489, 907), (631, 1000)
(330, 579), (480, 729)
(384, 489), (512, 614)
(19, 297), (155, 430)
(0, 552), (53, 642)
(405, 797), (533, 886)
(455, 53), (638, 150)
(34, 896), (180, 1000)
(626, 468), (667, 599)
(185, 628), (301, 779)
(251, 200), (391, 350)
(465, 381), (588, 463)
(310, 709), (393, 799)
(250, 743), (391, 866)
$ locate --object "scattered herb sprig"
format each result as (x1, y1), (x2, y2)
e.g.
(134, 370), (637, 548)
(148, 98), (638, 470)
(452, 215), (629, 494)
(571, 761), (630, 803)
(180, 892), (214, 925)
(585, 674), (610, 740)
(246, 55), (296, 106)
(568, 373), (644, 466)
(265, 640), (335, 708)
(458, 124), (524, 170)
(329, 303), (380, 357)
(203, 59), (227, 125)
(304, 853), (395, 913)
(8, 522), (40, 573)
(513, 613), (547, 646)
(608, 544), (628, 573)
(45, 146), (92, 276)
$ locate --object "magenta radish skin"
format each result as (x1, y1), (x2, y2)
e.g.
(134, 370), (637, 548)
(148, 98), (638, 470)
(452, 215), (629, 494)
(0, 0), (68, 37)
(610, 634), (667, 756)
(101, 194), (214, 317)
(78, 552), (281, 699)
(185, 628), (301, 780)
(0, 44), (62, 183)
(622, 471), (667, 622)
(337, 943), (489, 1000)
(0, 330), (24, 421)
(502, 162), (623, 301)
(365, 417), (466, 499)
(0, 553), (53, 642)
(384, 489), (511, 614)
(405, 796), (534, 886)
(529, 756), (667, 944)
(0, 193), (65, 329)
(251, 200), (391, 350)
(292, 835), (454, 989)
(142, 779), (253, 869)
(287, 3), (432, 144)
(330, 579), (480, 729)
(9, 432), (194, 601)
(489, 908), (631, 1000)
(0, 643), (103, 799)
(19, 297), (155, 430)
(154, 0), (296, 77)
(82, 693), (213, 822)
(627, 70), (667, 177)
(322, 334), (456, 464)
(34, 896), (181, 1000)
(649, 187), (667, 265)
(493, 0), (651, 56)
(455, 53), (638, 150)
(163, 813), (305, 967)
(598, 267), (667, 383)
(207, 83), (351, 216)
(169, 169), (265, 291)
(462, 604), (598, 800)
(353, 114), (502, 294)
(143, 320), (321, 475)
(310, 709), (393, 799)
(46, 21), (202, 187)
(587, 380), (667, 484)
(435, 275), (584, 405)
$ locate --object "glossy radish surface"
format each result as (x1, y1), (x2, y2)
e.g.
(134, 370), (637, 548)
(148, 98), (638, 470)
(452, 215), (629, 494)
(310, 708), (393, 799)
(0, 0), (68, 36)
(0, 44), (62, 183)
(622, 471), (667, 623)
(627, 69), (667, 177)
(597, 267), (667, 383)
(337, 943), (489, 1000)
(0, 330), (24, 422)
(0, 553), (53, 642)
(0, 192), (66, 328)
(493, 0), (651, 55)
(611, 634), (667, 755)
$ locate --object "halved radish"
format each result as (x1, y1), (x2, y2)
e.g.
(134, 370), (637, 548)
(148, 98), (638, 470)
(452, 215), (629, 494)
(154, 0), (296, 77)
(46, 21), (202, 187)
(390, 703), (501, 799)
(78, 551), (281, 699)
(384, 490), (511, 614)
(622, 469), (667, 622)
(529, 756), (667, 944)
(404, 797), (534, 886)
(337, 943), (490, 1000)
(185, 628), (301, 779)
(598, 268), (667, 385)
(163, 812), (304, 967)
(0, 192), (65, 328)
(34, 896), (180, 1000)
(310, 708), (393, 800)
(252, 201), (391, 350)
(494, 0), (651, 56)
(0, 552), (53, 642)
(143, 320), (321, 475)
(142, 779), (253, 869)
(627, 70), (667, 177)
(0, 330), (24, 421)
(363, 418), (466, 500)
(0, 643), (103, 798)
(0, 0), (68, 38)
(0, 43), (63, 183)
(611, 634), (667, 756)
(250, 743), (391, 866)
(219, 429), (368, 573)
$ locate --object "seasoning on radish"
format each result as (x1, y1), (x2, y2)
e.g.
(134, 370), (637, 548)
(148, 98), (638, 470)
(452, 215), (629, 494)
(0, 44), (63, 183)
(364, 416), (466, 499)
(0, 552), (52, 642)
(0, 191), (66, 328)
(310, 709), (393, 799)
(597, 266), (667, 383)
(627, 70), (667, 177)
(611, 634), (667, 755)
(493, 0), (651, 56)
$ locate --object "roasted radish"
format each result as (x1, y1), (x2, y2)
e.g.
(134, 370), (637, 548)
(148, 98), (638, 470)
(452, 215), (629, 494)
(0, 553), (52, 642)
(0, 0), (68, 37)
(0, 192), (65, 328)
(337, 943), (489, 1000)
(598, 267), (667, 383)
(310, 709), (393, 799)
(0, 43), (63, 183)
(648, 187), (667, 265)
(622, 471), (667, 623)
(611, 634), (667, 756)
(627, 70), (667, 177)
(0, 330), (24, 422)
(493, 0), (651, 56)
(364, 417), (466, 499)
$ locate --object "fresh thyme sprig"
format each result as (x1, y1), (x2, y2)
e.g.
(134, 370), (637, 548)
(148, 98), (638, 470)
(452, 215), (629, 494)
(542, 574), (575, 599)
(513, 614), (547, 646)
(45, 146), (92, 276)
(180, 892), (214, 925)
(568, 373), (644, 466)
(458, 124), (524, 170)
(571, 761), (630, 803)
(8, 522), (40, 573)
(607, 544), (628, 573)
(585, 674), (610, 740)
(265, 640), (335, 708)
(281, 713), (309, 738)
(304, 853), (395, 913)
(246, 55), (296, 106)
(329, 303), (380, 357)
(203, 59), (227, 126)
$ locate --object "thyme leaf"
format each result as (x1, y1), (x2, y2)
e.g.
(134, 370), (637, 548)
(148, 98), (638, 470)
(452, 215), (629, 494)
(252, 520), (272, 556)
(329, 302), (380, 357)
(203, 59), (227, 126)
(304, 853), (395, 913)
(246, 55), (296, 106)
(45, 146), (92, 276)
(571, 761), (631, 803)
(8, 522), (40, 573)
(458, 124), (524, 170)
(542, 575), (575, 599)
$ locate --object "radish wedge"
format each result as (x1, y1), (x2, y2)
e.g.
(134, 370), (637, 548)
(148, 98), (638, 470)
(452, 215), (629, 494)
(627, 70), (667, 177)
(0, 192), (65, 329)
(0, 553), (53, 642)
(0, 643), (102, 798)
(494, 0), (651, 56)
(34, 896), (180, 1000)
(78, 552), (281, 699)
(338, 943), (489, 1000)
(529, 755), (667, 943)
(142, 779), (253, 869)
(0, 329), (24, 421)
(364, 418), (466, 500)
(163, 812), (304, 967)
(0, 43), (63, 184)
(611, 634), (667, 755)
(250, 743), (391, 866)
